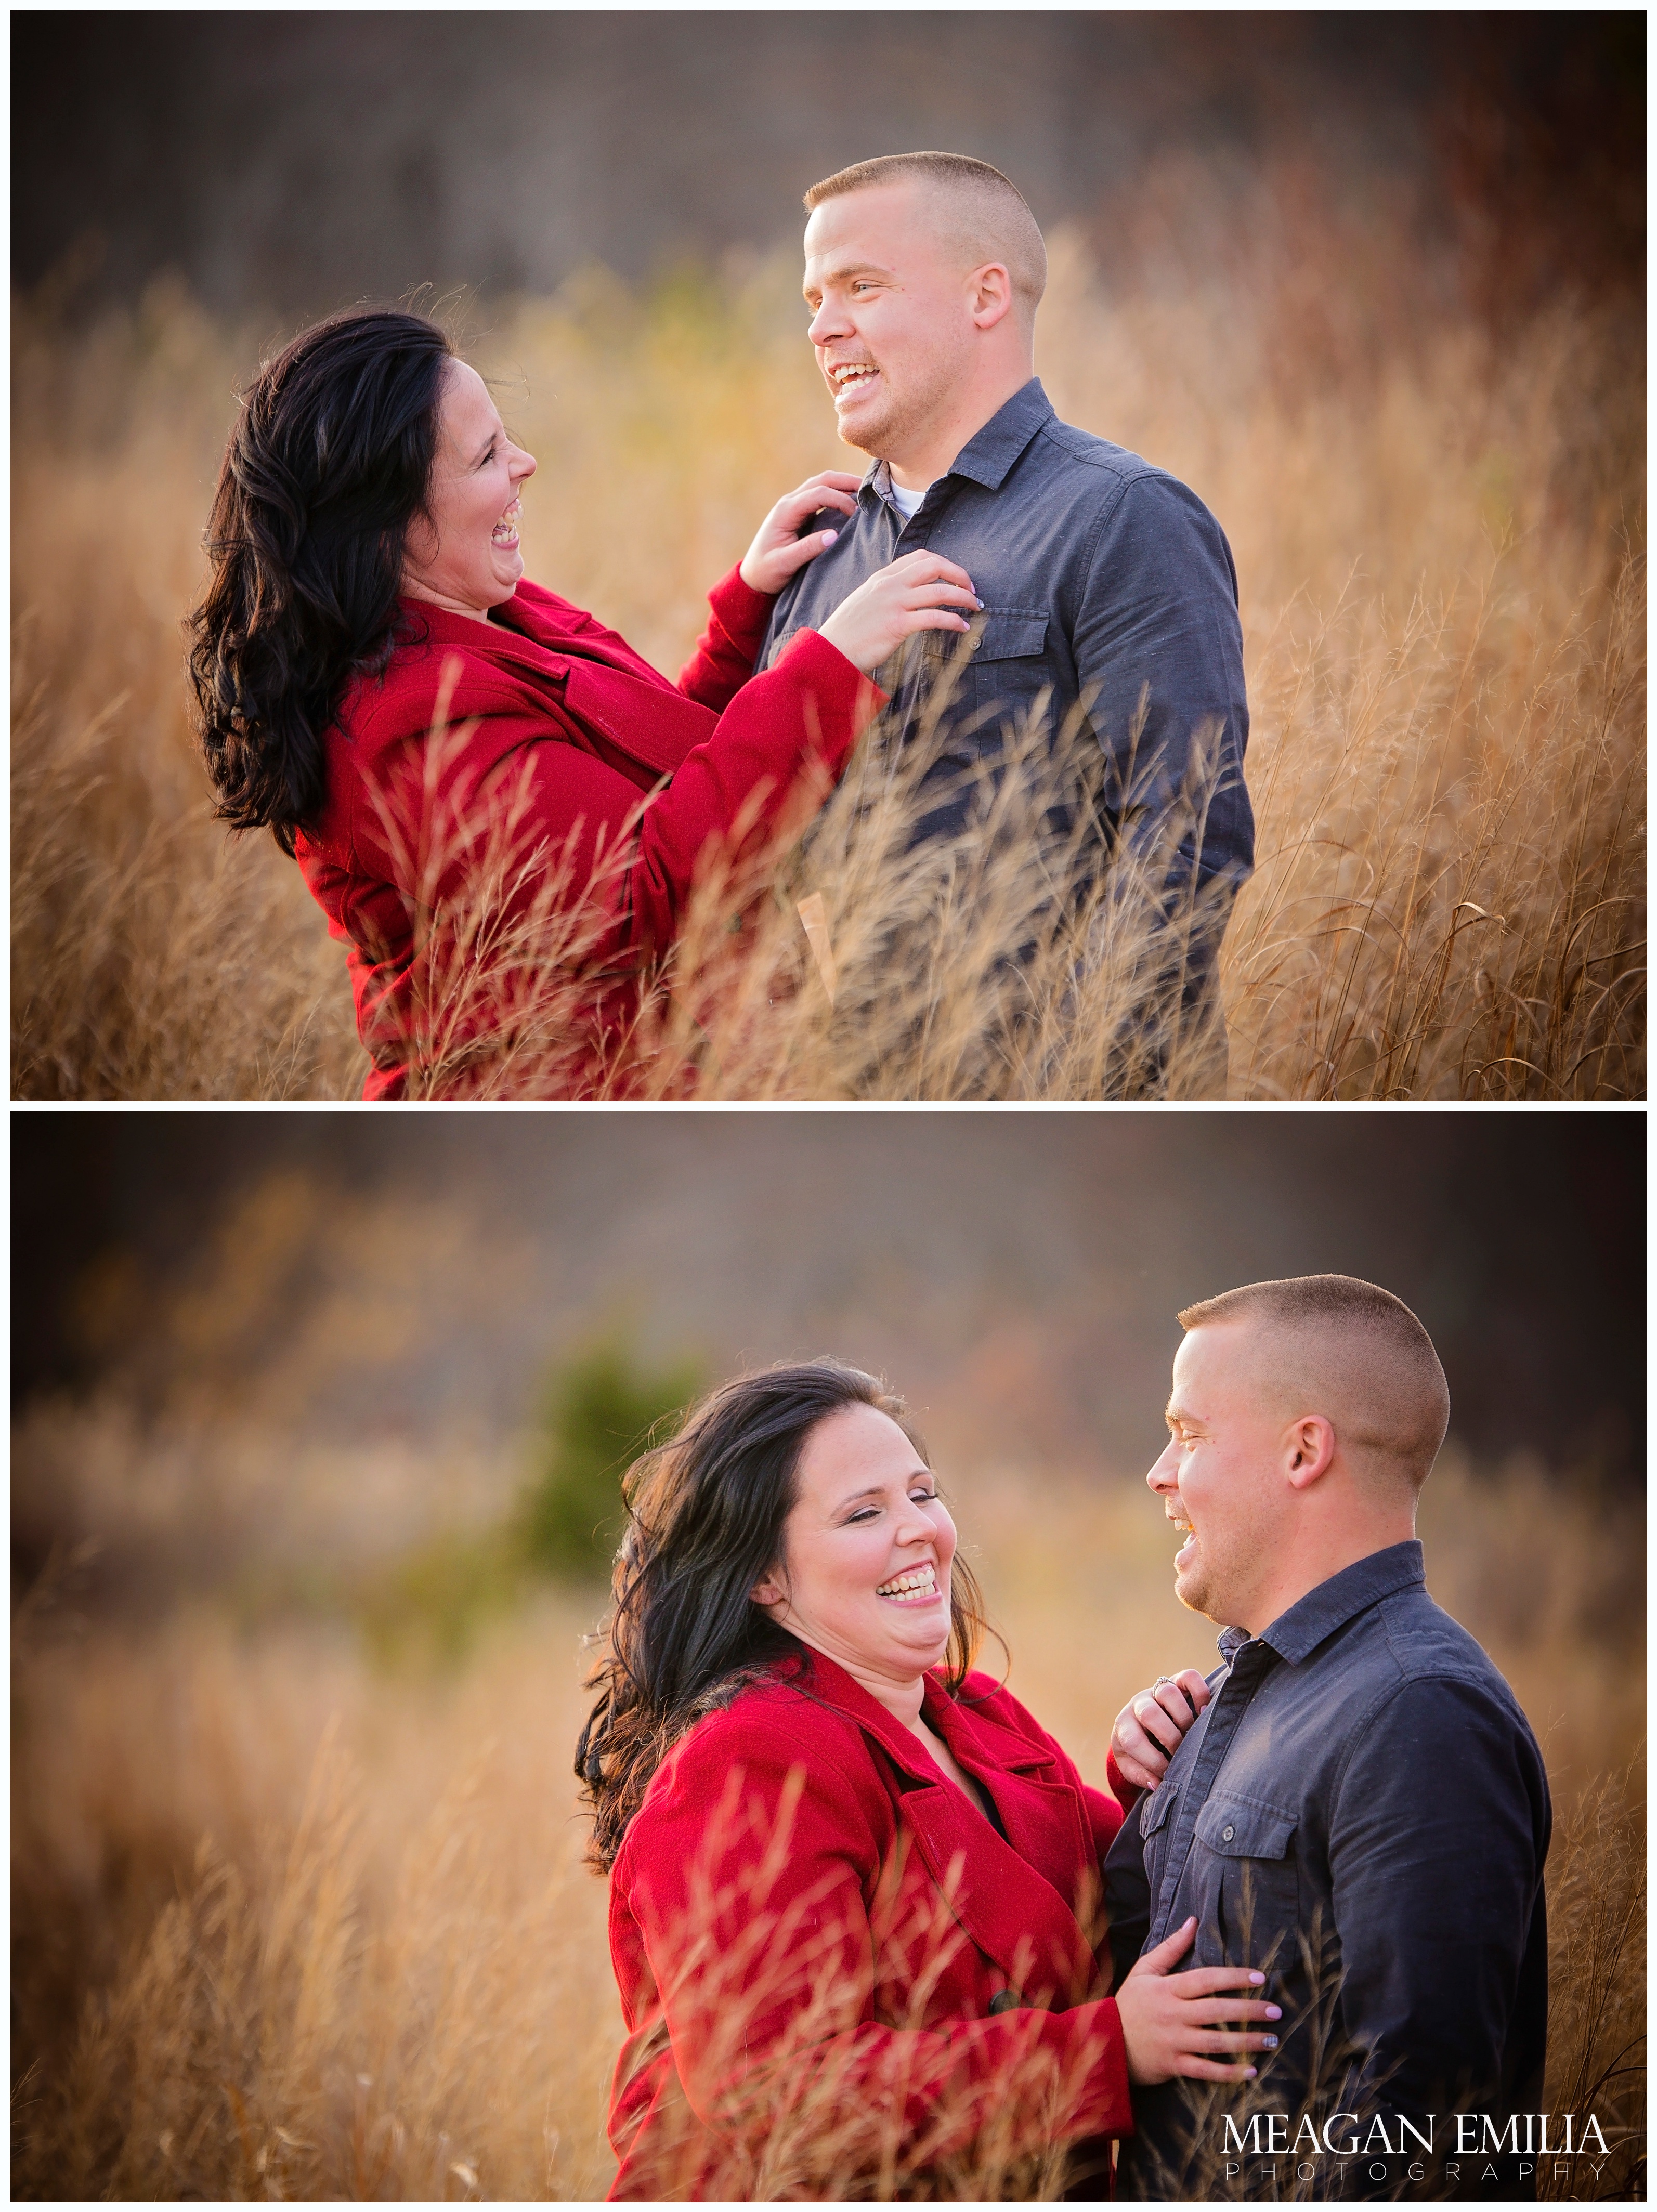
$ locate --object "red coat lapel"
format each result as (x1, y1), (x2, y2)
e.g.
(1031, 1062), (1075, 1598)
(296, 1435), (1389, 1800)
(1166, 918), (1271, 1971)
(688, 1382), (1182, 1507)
(399, 593), (716, 785)
(797, 1655), (1102, 2008)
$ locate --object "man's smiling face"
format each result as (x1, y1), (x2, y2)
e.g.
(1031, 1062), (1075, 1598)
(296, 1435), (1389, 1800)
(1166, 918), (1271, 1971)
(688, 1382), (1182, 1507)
(802, 181), (979, 465)
(1147, 1323), (1291, 1629)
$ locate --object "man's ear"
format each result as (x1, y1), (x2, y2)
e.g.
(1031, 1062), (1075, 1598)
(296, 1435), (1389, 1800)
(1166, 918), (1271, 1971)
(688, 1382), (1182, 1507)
(1284, 1416), (1337, 1490)
(969, 261), (1015, 331)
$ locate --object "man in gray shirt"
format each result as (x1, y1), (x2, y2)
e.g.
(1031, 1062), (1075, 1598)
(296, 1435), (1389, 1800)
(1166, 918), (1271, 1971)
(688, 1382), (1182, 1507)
(1104, 1276), (1550, 2201)
(758, 151), (1253, 1084)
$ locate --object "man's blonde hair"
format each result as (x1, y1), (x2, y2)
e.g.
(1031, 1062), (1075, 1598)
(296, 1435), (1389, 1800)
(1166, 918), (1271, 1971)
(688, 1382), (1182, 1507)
(1179, 1274), (1451, 1493)
(803, 151), (1047, 318)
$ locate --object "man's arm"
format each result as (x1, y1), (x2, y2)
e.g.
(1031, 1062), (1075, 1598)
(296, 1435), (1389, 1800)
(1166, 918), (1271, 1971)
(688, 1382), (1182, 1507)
(1328, 1676), (1550, 2125)
(1102, 1793), (1155, 1994)
(1069, 473), (1254, 908)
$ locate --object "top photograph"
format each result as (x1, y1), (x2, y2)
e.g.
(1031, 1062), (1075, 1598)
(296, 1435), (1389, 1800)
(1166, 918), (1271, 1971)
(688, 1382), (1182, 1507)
(11, 10), (1645, 1102)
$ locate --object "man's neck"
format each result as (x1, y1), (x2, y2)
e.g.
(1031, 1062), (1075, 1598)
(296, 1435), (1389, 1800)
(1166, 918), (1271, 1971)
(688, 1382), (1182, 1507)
(884, 361), (1034, 491)
(1237, 1526), (1416, 1638)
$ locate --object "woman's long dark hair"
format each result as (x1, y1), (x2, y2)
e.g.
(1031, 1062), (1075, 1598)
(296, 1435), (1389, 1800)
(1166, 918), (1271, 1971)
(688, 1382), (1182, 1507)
(576, 1359), (996, 1873)
(186, 307), (453, 854)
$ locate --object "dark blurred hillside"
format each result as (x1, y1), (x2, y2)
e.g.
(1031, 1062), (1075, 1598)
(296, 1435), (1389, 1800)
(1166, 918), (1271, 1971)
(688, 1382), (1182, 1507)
(11, 1112), (1643, 1487)
(11, 14), (1643, 323)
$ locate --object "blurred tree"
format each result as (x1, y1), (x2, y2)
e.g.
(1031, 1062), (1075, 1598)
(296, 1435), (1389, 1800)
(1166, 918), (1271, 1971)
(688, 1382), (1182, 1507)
(521, 1339), (701, 1578)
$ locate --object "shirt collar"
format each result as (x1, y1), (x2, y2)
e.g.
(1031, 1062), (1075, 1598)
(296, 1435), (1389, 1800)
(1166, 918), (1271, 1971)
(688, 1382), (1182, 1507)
(860, 377), (1055, 506)
(1216, 1540), (1426, 1669)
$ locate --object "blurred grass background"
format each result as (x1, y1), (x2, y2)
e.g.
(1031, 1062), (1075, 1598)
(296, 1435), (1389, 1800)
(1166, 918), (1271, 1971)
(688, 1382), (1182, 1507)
(10, 1113), (1645, 2195)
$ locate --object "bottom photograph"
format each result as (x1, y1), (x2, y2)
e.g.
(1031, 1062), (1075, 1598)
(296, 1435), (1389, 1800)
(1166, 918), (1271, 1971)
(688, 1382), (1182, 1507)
(10, 1108), (1645, 2204)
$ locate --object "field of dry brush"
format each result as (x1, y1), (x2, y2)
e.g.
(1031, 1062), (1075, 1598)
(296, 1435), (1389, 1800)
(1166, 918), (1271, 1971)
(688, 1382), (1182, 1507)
(10, 187), (1645, 1097)
(11, 1410), (1645, 2198)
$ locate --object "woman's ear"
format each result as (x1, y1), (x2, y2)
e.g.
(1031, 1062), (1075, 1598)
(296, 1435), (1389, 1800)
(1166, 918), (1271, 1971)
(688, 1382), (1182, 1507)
(750, 1569), (785, 1607)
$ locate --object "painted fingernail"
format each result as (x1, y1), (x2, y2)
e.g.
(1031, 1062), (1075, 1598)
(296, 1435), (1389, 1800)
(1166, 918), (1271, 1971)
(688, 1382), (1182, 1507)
(1262, 2035), (1278, 2048)
(1248, 1972), (1265, 1985)
(1265, 2006), (1282, 2019)
(821, 530), (838, 544)
(1245, 2067), (1258, 2079)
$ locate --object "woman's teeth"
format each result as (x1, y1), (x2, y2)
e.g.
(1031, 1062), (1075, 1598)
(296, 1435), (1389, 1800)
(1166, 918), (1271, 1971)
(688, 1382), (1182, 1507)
(876, 1562), (938, 1602)
(491, 503), (520, 546)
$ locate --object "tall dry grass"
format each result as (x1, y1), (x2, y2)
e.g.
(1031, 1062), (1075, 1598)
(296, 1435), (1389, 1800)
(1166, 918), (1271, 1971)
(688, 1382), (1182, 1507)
(11, 1444), (1644, 2198)
(10, 187), (1645, 1097)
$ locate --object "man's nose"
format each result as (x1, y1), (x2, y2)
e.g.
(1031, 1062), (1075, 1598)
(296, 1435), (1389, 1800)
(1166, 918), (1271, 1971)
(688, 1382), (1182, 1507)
(1147, 1445), (1178, 1494)
(808, 299), (850, 346)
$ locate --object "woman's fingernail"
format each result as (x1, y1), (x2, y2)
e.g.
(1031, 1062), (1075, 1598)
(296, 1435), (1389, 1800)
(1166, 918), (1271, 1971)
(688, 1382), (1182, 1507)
(1265, 2005), (1282, 2019)
(1245, 2067), (1258, 2079)
(1262, 2035), (1278, 2048)
(821, 530), (837, 544)
(1248, 1971), (1265, 1985)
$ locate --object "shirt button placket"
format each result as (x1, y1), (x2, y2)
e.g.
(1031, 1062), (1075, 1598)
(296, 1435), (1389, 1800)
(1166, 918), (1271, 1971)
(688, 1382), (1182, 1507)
(1151, 1643), (1272, 1942)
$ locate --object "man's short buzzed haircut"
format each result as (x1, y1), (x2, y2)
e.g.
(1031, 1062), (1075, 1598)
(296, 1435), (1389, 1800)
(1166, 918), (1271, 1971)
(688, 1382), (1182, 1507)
(803, 151), (1048, 318)
(1179, 1274), (1451, 1493)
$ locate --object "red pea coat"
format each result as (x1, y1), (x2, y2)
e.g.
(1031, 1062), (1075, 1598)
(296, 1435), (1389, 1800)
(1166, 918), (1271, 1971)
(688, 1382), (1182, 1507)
(293, 569), (877, 1099)
(605, 1650), (1138, 2199)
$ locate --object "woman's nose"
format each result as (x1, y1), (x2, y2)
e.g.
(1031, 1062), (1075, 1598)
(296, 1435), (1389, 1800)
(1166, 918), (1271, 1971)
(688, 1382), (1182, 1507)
(512, 444), (537, 481)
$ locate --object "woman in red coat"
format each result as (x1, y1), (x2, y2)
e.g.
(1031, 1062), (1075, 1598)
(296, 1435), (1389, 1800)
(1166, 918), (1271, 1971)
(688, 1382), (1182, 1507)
(187, 307), (980, 1097)
(578, 1360), (1281, 2199)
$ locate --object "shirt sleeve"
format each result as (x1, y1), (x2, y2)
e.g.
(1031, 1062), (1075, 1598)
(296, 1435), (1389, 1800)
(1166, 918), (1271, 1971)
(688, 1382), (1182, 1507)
(1071, 473), (1254, 904)
(1327, 1676), (1550, 2124)
(617, 1718), (1134, 2170)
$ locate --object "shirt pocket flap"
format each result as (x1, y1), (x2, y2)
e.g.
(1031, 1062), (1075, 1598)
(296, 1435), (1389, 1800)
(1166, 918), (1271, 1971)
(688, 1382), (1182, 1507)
(973, 608), (1050, 661)
(1139, 1783), (1179, 1838)
(1195, 1799), (1296, 1858)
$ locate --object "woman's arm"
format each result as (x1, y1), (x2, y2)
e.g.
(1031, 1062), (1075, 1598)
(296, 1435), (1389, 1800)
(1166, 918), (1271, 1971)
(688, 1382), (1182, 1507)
(676, 567), (779, 713)
(348, 631), (880, 970)
(679, 472), (864, 713)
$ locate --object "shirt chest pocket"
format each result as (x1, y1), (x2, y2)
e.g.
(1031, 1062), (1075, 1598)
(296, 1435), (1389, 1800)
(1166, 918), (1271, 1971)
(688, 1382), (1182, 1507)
(1194, 1798), (1299, 1970)
(921, 608), (1052, 755)
(969, 609), (1051, 741)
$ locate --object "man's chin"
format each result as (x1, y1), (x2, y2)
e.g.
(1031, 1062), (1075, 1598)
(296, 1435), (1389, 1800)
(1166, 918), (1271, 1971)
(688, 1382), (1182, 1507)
(1172, 1562), (1226, 1624)
(835, 398), (899, 460)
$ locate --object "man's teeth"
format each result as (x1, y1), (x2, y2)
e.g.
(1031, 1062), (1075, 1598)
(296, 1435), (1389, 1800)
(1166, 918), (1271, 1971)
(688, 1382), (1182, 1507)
(833, 365), (877, 389)
(876, 1563), (937, 1598)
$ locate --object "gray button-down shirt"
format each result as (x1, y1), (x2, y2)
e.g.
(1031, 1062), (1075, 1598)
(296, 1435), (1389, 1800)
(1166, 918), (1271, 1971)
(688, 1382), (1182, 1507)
(1106, 1542), (1551, 2201)
(757, 379), (1254, 902)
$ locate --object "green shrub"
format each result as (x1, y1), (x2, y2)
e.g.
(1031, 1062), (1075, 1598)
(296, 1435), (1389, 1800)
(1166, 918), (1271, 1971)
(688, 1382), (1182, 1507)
(521, 1340), (701, 1578)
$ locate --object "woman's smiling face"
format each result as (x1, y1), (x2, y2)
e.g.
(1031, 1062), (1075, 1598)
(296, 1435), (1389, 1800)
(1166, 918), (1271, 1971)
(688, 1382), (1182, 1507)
(402, 358), (537, 619)
(753, 1403), (957, 1690)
